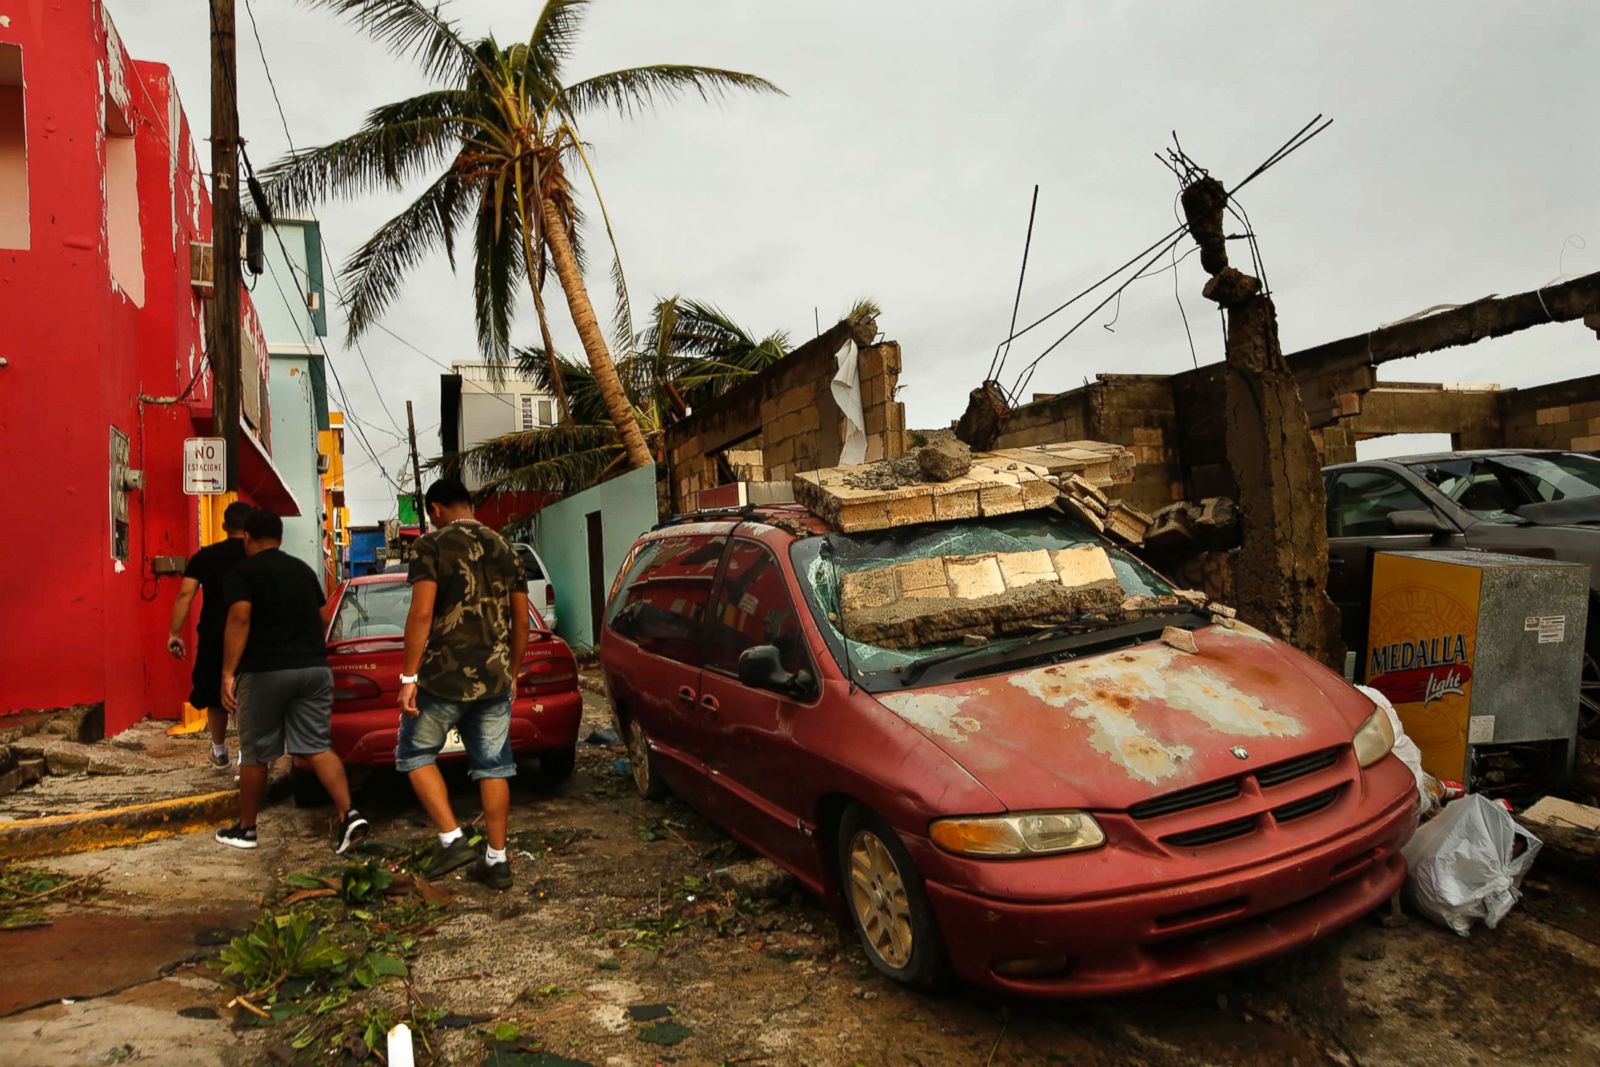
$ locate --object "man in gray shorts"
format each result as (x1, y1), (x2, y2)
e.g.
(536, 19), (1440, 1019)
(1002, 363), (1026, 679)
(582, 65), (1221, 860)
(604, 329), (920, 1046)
(217, 510), (367, 853)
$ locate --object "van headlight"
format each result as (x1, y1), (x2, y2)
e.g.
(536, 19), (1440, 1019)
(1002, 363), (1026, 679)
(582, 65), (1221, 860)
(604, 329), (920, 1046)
(929, 811), (1105, 857)
(1353, 704), (1396, 768)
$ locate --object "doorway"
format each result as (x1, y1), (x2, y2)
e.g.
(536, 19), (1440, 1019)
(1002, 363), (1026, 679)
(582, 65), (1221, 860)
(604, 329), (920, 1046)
(585, 510), (605, 649)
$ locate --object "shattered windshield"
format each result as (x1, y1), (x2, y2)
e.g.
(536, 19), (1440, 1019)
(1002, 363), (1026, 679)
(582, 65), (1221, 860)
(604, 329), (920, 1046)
(790, 512), (1173, 689)
(1407, 453), (1600, 524)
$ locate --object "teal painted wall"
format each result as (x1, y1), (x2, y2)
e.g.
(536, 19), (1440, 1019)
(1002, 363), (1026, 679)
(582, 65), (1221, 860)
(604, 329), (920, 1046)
(533, 464), (658, 650)
(268, 355), (324, 571)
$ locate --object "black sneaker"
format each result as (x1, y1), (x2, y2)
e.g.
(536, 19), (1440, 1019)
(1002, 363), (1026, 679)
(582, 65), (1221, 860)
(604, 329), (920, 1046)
(426, 834), (478, 876)
(215, 824), (258, 850)
(470, 855), (513, 891)
(335, 810), (370, 855)
(208, 749), (230, 770)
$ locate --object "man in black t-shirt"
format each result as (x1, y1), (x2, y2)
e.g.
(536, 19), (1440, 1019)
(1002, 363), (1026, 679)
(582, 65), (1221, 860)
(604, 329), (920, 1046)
(215, 510), (367, 854)
(168, 501), (254, 769)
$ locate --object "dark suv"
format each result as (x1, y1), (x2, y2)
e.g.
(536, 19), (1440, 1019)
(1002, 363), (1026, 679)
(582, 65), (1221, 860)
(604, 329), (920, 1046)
(1323, 449), (1600, 735)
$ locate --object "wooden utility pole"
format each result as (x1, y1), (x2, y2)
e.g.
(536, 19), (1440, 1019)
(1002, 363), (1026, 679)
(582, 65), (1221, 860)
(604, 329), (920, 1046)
(208, 0), (242, 489)
(1180, 174), (1342, 666)
(406, 400), (427, 533)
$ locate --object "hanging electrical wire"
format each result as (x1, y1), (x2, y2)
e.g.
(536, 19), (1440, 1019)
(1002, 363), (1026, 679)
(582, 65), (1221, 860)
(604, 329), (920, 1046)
(988, 184), (1040, 383)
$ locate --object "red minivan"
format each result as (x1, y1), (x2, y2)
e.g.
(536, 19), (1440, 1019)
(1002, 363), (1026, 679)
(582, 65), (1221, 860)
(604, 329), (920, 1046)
(599, 506), (1418, 997)
(294, 573), (582, 804)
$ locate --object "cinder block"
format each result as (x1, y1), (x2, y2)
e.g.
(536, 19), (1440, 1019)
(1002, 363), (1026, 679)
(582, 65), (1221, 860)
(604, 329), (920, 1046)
(840, 568), (897, 611)
(1571, 433), (1600, 452)
(931, 484), (982, 522)
(946, 555), (1006, 599)
(1574, 401), (1600, 421)
(1540, 406), (1570, 425)
(1131, 427), (1164, 446)
(864, 436), (885, 462)
(997, 549), (1057, 590)
(863, 408), (887, 436)
(1051, 546), (1118, 587)
(895, 557), (949, 597)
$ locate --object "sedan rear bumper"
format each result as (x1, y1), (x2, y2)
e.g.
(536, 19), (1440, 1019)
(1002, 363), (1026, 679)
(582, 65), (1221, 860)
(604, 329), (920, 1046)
(328, 689), (583, 766)
(922, 786), (1417, 997)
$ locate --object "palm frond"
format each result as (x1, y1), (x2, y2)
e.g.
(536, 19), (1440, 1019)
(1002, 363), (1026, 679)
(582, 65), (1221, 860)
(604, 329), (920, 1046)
(472, 184), (524, 362)
(453, 422), (624, 496)
(558, 65), (783, 120)
(303, 0), (477, 82)
(525, 0), (589, 94)
(261, 91), (472, 212)
(340, 170), (472, 342)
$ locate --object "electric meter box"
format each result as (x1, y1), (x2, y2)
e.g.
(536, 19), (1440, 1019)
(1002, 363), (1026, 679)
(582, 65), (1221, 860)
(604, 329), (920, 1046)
(1364, 549), (1586, 789)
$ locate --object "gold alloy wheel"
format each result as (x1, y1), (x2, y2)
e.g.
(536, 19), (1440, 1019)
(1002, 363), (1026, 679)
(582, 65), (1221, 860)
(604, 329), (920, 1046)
(627, 719), (652, 795)
(848, 829), (914, 969)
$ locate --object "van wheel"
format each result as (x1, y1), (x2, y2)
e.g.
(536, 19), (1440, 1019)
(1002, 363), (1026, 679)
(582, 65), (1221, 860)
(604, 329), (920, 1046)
(837, 804), (950, 990)
(625, 718), (667, 800)
(534, 748), (576, 785)
(290, 765), (329, 809)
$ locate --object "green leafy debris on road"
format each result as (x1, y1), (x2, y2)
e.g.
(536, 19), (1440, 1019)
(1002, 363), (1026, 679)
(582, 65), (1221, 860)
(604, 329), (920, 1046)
(0, 863), (105, 927)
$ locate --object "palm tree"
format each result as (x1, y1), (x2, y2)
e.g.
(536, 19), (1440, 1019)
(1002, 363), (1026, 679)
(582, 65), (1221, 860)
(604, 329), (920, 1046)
(263, 0), (781, 471)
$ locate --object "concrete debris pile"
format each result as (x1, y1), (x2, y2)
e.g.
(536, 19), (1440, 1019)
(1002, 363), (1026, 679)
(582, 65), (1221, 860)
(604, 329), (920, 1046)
(793, 438), (1134, 534)
(839, 546), (1125, 649)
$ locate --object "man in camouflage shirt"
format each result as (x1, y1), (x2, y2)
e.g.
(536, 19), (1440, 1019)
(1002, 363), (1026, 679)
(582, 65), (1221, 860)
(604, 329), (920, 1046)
(398, 477), (530, 890)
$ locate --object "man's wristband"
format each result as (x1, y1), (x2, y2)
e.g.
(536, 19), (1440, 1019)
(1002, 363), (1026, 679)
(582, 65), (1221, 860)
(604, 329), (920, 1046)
(400, 674), (419, 686)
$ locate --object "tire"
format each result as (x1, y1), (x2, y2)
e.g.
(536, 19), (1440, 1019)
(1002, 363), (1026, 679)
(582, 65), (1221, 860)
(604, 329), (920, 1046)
(625, 716), (667, 800)
(533, 747), (577, 785)
(290, 764), (330, 809)
(836, 804), (950, 990)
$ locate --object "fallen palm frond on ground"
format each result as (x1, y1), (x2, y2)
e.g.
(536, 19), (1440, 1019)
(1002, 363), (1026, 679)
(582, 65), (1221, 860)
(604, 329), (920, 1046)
(0, 863), (105, 928)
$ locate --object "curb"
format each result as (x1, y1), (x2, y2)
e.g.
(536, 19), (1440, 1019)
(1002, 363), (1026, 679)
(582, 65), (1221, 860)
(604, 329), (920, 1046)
(0, 789), (237, 862)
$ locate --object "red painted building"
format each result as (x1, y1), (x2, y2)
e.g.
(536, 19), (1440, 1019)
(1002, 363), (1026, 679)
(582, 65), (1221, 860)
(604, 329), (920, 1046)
(0, 3), (297, 734)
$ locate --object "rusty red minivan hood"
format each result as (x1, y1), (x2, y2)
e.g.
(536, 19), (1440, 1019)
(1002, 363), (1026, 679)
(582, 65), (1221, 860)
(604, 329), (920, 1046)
(873, 622), (1371, 812)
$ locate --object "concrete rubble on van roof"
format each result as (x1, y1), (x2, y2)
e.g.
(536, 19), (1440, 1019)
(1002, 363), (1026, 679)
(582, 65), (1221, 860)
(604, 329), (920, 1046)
(792, 438), (1136, 535)
(786, 436), (1235, 649)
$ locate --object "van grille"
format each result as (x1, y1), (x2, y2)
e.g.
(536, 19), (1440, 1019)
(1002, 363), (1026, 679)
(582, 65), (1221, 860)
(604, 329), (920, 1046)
(1255, 748), (1340, 788)
(1129, 746), (1345, 821)
(1163, 817), (1257, 848)
(1272, 786), (1342, 824)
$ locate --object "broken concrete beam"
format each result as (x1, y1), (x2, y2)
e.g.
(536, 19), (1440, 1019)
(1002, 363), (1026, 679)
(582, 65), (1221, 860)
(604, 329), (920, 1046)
(1195, 496), (1241, 550)
(916, 438), (973, 482)
(1055, 493), (1106, 533)
(1145, 501), (1200, 555)
(839, 546), (1125, 648)
(1063, 474), (1109, 506)
(1103, 500), (1154, 544)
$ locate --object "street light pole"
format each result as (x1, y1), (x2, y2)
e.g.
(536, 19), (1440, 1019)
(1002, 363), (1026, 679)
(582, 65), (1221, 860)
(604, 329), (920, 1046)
(208, 0), (241, 490)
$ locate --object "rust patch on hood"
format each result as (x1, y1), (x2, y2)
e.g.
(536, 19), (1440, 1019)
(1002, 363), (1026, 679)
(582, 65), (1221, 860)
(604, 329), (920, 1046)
(878, 691), (986, 743)
(1006, 641), (1303, 784)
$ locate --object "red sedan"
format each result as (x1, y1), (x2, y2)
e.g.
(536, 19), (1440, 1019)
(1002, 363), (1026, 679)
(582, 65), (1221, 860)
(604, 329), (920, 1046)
(293, 572), (582, 805)
(599, 506), (1417, 997)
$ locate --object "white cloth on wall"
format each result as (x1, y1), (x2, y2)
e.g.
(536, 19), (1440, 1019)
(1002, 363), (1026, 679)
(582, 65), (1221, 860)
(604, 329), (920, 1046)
(831, 338), (867, 466)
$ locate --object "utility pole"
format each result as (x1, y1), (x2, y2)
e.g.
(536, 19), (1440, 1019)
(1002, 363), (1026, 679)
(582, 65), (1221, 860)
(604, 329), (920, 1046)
(1178, 171), (1341, 666)
(406, 400), (427, 533)
(208, 0), (242, 489)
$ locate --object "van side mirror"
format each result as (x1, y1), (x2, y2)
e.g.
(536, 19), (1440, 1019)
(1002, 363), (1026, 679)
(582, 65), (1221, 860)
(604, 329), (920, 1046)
(737, 645), (814, 699)
(1387, 509), (1453, 537)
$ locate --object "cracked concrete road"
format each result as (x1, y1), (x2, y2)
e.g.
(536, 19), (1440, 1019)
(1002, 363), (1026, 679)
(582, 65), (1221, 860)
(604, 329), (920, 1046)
(2, 693), (1598, 1065)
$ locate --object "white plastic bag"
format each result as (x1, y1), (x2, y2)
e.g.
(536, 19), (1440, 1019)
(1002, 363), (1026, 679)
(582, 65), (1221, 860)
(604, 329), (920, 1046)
(1402, 793), (1541, 936)
(1356, 685), (1438, 818)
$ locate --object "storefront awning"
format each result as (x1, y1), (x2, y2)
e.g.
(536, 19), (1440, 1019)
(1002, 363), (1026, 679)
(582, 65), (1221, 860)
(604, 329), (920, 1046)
(239, 423), (303, 516)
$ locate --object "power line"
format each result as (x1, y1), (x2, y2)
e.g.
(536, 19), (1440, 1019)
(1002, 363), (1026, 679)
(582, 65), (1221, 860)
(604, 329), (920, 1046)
(989, 184), (1040, 383)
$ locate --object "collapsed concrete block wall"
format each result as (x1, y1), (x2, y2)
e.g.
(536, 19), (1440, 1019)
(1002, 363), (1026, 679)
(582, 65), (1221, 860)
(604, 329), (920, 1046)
(663, 319), (908, 511)
(994, 374), (1180, 513)
(1498, 372), (1600, 452)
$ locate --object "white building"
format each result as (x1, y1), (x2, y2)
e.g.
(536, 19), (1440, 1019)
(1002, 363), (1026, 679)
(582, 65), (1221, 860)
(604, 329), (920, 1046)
(440, 362), (558, 489)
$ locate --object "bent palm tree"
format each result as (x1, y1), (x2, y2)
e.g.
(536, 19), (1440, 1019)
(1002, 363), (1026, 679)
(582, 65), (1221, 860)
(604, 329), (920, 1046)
(263, 0), (781, 470)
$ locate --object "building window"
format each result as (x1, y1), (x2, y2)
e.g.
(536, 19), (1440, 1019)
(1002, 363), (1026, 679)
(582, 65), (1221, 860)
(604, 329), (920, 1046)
(104, 103), (144, 305)
(0, 44), (26, 250)
(538, 399), (554, 426)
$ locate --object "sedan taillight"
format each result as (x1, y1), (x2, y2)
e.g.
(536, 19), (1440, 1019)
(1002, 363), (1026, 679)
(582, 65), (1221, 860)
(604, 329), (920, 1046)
(518, 656), (577, 694)
(333, 674), (382, 702)
(545, 586), (556, 607)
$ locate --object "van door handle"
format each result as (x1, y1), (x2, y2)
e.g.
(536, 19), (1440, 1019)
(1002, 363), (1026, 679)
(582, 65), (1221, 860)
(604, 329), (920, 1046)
(677, 686), (696, 704)
(700, 695), (719, 712)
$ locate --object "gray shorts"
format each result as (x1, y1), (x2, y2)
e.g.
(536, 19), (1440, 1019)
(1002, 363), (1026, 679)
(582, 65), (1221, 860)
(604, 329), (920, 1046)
(236, 667), (334, 765)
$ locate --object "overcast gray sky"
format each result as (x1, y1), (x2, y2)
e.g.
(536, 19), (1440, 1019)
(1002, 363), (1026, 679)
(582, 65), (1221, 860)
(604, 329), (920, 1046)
(116, 0), (1597, 521)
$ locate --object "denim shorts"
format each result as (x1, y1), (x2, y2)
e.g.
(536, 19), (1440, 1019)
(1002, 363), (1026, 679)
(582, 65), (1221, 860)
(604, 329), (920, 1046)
(395, 689), (516, 780)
